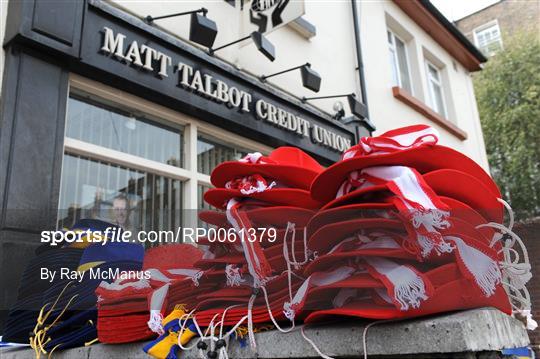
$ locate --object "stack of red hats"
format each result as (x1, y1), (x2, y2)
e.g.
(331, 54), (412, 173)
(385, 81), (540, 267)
(96, 244), (207, 343)
(188, 148), (324, 331)
(279, 125), (532, 327)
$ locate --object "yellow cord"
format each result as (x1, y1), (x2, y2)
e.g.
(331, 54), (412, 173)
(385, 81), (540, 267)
(29, 281), (79, 358)
(84, 338), (98, 346)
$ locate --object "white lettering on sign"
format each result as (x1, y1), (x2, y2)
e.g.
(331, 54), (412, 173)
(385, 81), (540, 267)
(99, 27), (351, 153)
(176, 62), (252, 113)
(101, 27), (171, 77)
(254, 99), (351, 152)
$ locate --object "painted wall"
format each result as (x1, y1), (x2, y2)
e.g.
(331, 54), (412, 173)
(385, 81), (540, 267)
(358, 1), (489, 169)
(0, 0), (489, 169)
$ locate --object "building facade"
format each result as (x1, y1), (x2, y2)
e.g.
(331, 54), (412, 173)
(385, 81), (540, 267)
(0, 0), (487, 327)
(455, 0), (540, 57)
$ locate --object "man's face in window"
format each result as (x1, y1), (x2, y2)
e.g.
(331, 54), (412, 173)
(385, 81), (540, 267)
(113, 197), (128, 226)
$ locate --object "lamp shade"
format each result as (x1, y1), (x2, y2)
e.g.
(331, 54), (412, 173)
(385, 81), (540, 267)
(189, 13), (218, 48)
(347, 94), (368, 119)
(301, 65), (321, 92)
(251, 32), (275, 62)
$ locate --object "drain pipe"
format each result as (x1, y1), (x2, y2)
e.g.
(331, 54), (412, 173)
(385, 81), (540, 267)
(350, 0), (376, 134)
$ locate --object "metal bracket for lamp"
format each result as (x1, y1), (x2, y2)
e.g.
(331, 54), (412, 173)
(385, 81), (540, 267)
(209, 31), (275, 62)
(260, 63), (321, 92)
(302, 93), (375, 131)
(145, 8), (218, 49)
(145, 8), (208, 23)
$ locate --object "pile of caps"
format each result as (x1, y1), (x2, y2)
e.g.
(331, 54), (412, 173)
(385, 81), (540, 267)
(1, 125), (534, 359)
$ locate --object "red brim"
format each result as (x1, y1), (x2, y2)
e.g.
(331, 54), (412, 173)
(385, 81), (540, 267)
(198, 207), (315, 228)
(308, 218), (404, 253)
(311, 145), (500, 203)
(304, 278), (511, 323)
(194, 254), (245, 269)
(211, 162), (320, 190)
(423, 169), (503, 223)
(304, 248), (416, 275)
(204, 188), (322, 210)
(198, 210), (230, 227)
(307, 202), (395, 237)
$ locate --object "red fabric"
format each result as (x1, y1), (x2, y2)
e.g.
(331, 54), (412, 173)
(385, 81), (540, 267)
(211, 147), (324, 190)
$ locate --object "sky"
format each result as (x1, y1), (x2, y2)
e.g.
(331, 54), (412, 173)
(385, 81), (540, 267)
(430, 0), (500, 21)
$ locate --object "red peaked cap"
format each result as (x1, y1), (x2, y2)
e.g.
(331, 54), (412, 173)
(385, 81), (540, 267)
(210, 147), (324, 190)
(311, 125), (501, 203)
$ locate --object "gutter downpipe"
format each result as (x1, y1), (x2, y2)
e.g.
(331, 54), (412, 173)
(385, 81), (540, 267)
(350, 0), (376, 135)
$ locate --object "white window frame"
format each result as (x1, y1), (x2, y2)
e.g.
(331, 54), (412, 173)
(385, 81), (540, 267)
(424, 60), (447, 118)
(473, 20), (503, 56)
(63, 74), (272, 229)
(387, 29), (413, 94)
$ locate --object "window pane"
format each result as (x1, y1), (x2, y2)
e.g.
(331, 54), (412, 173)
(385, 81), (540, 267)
(475, 23), (502, 56)
(432, 83), (446, 117)
(428, 64), (440, 82)
(57, 154), (183, 236)
(389, 48), (400, 87)
(66, 96), (184, 167)
(198, 184), (215, 229)
(197, 135), (249, 175)
(395, 37), (412, 93)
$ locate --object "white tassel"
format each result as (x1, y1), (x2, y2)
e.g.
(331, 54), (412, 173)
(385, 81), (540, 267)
(519, 310), (538, 331)
(192, 270), (203, 287)
(147, 283), (170, 334)
(147, 309), (164, 335)
(476, 199), (535, 331)
(239, 180), (276, 195)
(417, 234), (454, 257)
(365, 257), (428, 310)
(410, 208), (450, 231)
(225, 264), (244, 287)
(99, 278), (151, 291)
(410, 209), (452, 257)
(239, 152), (263, 163)
(283, 302), (296, 321)
(393, 273), (428, 310)
(445, 236), (501, 297)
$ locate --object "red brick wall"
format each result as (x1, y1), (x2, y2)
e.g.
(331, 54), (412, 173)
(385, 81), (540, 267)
(455, 0), (540, 44)
(514, 217), (540, 354)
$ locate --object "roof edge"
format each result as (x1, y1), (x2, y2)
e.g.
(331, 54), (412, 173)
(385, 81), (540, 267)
(393, 0), (487, 72)
(419, 0), (487, 63)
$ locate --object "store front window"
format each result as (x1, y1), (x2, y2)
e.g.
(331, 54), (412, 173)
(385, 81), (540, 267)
(57, 82), (267, 237)
(58, 94), (185, 234)
(57, 154), (183, 233)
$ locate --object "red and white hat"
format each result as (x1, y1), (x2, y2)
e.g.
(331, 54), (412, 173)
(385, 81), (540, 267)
(211, 147), (324, 190)
(311, 125), (501, 203)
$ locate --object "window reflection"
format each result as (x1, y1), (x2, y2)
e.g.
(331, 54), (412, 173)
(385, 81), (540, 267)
(66, 96), (183, 167)
(57, 154), (183, 235)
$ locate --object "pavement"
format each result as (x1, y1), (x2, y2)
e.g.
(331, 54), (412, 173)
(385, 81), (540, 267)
(0, 308), (530, 358)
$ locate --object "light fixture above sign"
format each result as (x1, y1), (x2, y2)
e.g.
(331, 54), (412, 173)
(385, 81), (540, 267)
(209, 31), (275, 62)
(260, 63), (321, 92)
(302, 93), (370, 122)
(145, 8), (218, 48)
